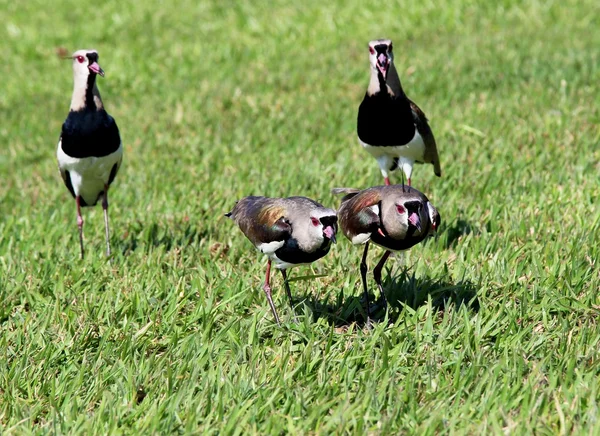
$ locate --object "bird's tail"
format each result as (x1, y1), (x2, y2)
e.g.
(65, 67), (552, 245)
(331, 187), (361, 203)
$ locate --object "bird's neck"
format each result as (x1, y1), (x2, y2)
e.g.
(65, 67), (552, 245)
(367, 63), (405, 99)
(70, 73), (104, 112)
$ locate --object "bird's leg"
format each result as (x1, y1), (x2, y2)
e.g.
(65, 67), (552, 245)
(407, 178), (411, 187)
(360, 242), (372, 322)
(280, 269), (298, 322)
(373, 250), (392, 313)
(384, 177), (391, 186)
(263, 259), (281, 325)
(76, 196), (84, 259)
(102, 184), (111, 257)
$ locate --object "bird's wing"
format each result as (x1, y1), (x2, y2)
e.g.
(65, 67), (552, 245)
(231, 199), (293, 248)
(56, 135), (76, 198)
(256, 204), (293, 244)
(339, 189), (382, 240)
(410, 99), (441, 177)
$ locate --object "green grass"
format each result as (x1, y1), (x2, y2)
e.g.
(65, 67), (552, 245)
(2, 0), (600, 433)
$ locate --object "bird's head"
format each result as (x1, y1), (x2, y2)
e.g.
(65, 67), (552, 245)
(71, 49), (104, 79)
(368, 39), (393, 80)
(396, 200), (424, 234)
(380, 187), (439, 239)
(308, 210), (338, 246)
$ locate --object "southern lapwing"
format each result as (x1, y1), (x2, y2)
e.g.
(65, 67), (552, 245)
(334, 185), (440, 322)
(56, 49), (123, 259)
(357, 39), (441, 186)
(226, 196), (337, 324)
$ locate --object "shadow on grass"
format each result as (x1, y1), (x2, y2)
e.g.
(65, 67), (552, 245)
(443, 219), (480, 249)
(120, 220), (207, 254)
(298, 269), (479, 327)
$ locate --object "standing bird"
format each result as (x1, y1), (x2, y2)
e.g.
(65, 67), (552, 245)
(357, 39), (441, 186)
(56, 49), (123, 259)
(334, 185), (440, 322)
(225, 196), (338, 324)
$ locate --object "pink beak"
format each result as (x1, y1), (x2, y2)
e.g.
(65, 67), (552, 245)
(377, 53), (389, 77)
(408, 212), (422, 232)
(88, 62), (105, 77)
(323, 226), (336, 243)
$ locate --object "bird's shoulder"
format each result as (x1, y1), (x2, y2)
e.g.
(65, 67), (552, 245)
(339, 188), (382, 234)
(342, 188), (382, 212)
(230, 197), (293, 245)
(409, 99), (427, 120)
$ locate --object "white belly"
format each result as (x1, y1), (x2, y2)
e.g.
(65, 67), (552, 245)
(57, 140), (123, 204)
(360, 128), (425, 161)
(360, 128), (425, 179)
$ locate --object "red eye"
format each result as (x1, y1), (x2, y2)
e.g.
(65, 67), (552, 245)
(311, 217), (320, 227)
(369, 46), (375, 55)
(396, 205), (405, 214)
(76, 56), (85, 63)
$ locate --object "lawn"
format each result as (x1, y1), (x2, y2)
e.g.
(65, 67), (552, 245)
(1, 0), (600, 433)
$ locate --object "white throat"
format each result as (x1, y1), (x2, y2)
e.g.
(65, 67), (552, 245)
(368, 67), (386, 96)
(70, 71), (103, 111)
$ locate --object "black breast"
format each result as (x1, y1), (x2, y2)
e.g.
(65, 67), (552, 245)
(357, 92), (415, 146)
(60, 109), (121, 158)
(275, 238), (331, 265)
(369, 227), (426, 252)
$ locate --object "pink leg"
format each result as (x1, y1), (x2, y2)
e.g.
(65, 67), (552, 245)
(76, 196), (84, 259)
(263, 259), (280, 325)
(384, 177), (391, 186)
(407, 178), (411, 187)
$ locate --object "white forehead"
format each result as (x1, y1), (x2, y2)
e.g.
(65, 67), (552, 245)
(71, 49), (98, 58)
(310, 208), (337, 219)
(368, 39), (392, 49)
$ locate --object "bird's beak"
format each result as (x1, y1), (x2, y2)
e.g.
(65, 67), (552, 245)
(408, 212), (422, 232)
(323, 226), (336, 243)
(88, 62), (105, 77)
(376, 53), (390, 78)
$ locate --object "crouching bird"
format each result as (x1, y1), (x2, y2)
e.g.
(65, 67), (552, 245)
(226, 196), (338, 324)
(57, 49), (123, 259)
(357, 39), (441, 186)
(334, 185), (440, 322)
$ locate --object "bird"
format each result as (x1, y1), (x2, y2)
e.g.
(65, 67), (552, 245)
(357, 39), (441, 187)
(56, 49), (123, 259)
(334, 185), (440, 322)
(225, 196), (338, 324)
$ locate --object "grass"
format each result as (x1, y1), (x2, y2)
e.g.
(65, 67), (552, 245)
(1, 0), (600, 433)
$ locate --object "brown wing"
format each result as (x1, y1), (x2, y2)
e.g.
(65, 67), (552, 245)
(227, 197), (292, 247)
(337, 188), (382, 242)
(410, 99), (441, 177)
